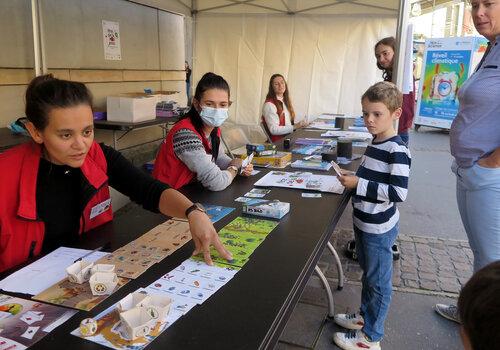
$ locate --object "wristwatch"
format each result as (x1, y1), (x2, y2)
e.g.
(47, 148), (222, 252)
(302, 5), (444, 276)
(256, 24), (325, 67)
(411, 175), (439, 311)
(228, 165), (239, 174)
(185, 203), (206, 218)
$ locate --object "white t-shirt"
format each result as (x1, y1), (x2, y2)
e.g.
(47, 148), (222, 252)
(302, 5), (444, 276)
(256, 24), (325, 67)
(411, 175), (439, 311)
(262, 96), (293, 136)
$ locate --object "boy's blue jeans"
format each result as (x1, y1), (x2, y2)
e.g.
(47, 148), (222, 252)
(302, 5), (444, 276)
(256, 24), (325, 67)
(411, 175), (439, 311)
(354, 223), (399, 342)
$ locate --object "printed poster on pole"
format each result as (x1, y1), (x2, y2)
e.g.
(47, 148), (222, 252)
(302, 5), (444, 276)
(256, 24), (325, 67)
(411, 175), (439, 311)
(414, 37), (486, 130)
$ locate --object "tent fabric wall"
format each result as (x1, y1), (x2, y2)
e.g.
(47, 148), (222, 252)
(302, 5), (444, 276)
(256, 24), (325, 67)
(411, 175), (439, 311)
(194, 13), (396, 136)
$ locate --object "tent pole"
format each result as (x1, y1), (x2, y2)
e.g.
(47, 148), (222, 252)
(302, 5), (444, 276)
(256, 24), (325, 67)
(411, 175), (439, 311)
(393, 0), (410, 131)
(31, 0), (42, 76)
(192, 0), (197, 85)
(394, 0), (410, 90)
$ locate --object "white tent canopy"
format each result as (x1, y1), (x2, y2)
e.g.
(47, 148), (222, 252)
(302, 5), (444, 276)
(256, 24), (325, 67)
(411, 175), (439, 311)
(190, 0), (398, 16)
(137, 0), (409, 139)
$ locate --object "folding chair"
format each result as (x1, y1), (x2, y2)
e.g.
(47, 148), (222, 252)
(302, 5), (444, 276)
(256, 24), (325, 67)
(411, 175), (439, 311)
(220, 126), (251, 158)
(259, 117), (273, 143)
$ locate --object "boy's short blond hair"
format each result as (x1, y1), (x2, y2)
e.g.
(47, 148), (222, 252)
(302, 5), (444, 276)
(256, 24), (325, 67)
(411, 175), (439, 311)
(361, 81), (403, 112)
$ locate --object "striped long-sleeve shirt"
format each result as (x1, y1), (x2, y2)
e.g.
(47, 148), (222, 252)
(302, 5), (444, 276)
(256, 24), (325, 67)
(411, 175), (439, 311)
(353, 135), (411, 234)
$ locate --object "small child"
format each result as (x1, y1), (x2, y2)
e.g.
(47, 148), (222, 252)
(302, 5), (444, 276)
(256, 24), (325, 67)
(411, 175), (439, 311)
(333, 81), (411, 350)
(458, 260), (500, 350)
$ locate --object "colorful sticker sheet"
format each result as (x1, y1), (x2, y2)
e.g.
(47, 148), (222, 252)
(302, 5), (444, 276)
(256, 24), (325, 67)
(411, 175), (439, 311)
(193, 216), (279, 268)
(72, 260), (239, 350)
(0, 294), (76, 349)
(203, 204), (235, 223)
(70, 297), (180, 350)
(32, 276), (129, 312)
(97, 219), (192, 279)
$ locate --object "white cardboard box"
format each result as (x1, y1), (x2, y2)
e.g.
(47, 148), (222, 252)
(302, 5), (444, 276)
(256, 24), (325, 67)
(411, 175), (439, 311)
(106, 93), (158, 123)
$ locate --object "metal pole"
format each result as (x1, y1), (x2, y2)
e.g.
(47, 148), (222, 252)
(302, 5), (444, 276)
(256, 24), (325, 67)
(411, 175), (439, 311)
(192, 0), (197, 84)
(393, 0), (411, 132)
(31, 0), (42, 76)
(394, 0), (410, 91)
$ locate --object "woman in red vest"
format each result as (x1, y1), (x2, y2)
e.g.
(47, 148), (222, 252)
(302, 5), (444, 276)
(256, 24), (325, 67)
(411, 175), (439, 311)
(374, 37), (415, 145)
(0, 74), (231, 272)
(153, 72), (253, 190)
(261, 74), (308, 142)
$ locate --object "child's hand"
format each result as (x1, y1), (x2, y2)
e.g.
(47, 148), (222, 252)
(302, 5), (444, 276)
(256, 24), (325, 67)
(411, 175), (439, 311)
(241, 163), (254, 177)
(338, 175), (359, 189)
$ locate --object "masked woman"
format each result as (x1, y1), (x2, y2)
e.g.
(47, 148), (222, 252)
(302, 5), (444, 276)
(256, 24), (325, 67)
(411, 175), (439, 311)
(153, 72), (253, 191)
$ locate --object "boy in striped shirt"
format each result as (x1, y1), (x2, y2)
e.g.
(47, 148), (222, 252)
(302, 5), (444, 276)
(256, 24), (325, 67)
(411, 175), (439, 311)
(333, 81), (411, 350)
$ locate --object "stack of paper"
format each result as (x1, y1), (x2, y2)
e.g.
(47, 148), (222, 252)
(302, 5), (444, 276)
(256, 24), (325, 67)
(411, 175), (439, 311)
(307, 121), (340, 130)
(294, 138), (333, 146)
(320, 130), (373, 140)
(290, 160), (333, 171)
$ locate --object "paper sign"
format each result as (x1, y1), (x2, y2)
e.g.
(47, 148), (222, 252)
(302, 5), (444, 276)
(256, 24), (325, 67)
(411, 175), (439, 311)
(102, 20), (121, 60)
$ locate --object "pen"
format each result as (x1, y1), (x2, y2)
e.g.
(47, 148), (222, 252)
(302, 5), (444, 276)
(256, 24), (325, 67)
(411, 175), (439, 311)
(73, 245), (105, 263)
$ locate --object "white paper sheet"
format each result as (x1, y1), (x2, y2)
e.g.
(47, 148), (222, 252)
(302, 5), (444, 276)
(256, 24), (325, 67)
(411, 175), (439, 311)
(348, 126), (369, 132)
(254, 171), (344, 194)
(0, 247), (108, 295)
(307, 122), (340, 131)
(320, 130), (373, 140)
(240, 153), (254, 174)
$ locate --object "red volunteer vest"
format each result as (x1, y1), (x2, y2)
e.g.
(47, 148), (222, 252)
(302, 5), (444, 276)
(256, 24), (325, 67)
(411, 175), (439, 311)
(262, 98), (287, 142)
(0, 141), (113, 272)
(153, 117), (220, 189)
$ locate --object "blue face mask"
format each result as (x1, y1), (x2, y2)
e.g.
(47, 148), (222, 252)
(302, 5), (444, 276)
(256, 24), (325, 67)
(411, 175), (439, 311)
(199, 106), (229, 127)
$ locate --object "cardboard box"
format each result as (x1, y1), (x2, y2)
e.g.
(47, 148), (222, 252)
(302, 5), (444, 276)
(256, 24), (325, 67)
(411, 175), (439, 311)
(106, 93), (158, 123)
(253, 152), (292, 168)
(243, 200), (290, 219)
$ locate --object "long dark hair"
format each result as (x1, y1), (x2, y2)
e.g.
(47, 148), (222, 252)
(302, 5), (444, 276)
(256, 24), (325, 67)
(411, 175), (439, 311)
(25, 74), (93, 130)
(375, 36), (396, 82)
(266, 74), (295, 123)
(181, 72), (230, 161)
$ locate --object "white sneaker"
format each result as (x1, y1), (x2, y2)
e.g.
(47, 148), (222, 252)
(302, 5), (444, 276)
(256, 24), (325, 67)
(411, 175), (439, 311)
(334, 313), (365, 330)
(333, 330), (381, 350)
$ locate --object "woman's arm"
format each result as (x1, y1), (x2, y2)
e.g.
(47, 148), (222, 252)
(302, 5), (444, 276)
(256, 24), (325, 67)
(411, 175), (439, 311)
(263, 102), (294, 135)
(174, 129), (235, 191)
(102, 144), (231, 265)
(478, 147), (500, 168)
(215, 145), (233, 170)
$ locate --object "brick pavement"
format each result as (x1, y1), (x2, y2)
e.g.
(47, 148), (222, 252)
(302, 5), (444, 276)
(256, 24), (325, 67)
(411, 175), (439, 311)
(322, 229), (473, 295)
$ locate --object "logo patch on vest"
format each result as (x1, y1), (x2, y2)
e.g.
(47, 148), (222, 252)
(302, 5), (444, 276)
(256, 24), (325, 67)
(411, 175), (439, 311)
(90, 198), (111, 219)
